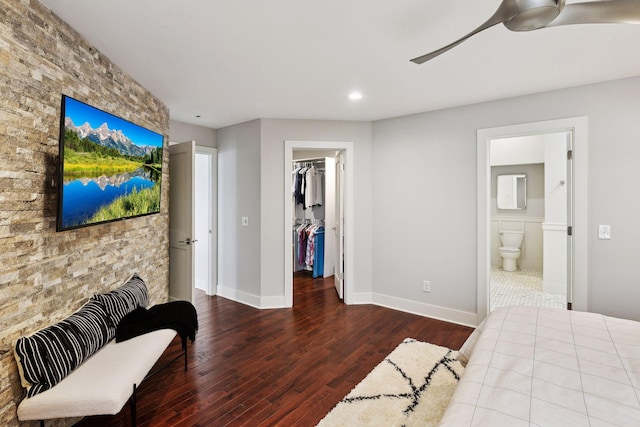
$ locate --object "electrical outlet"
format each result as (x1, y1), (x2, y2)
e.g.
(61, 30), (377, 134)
(423, 280), (431, 292)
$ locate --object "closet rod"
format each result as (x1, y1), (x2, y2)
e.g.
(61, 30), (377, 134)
(292, 157), (328, 163)
(294, 218), (325, 225)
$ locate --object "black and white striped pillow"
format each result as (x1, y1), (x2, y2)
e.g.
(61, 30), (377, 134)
(13, 300), (115, 397)
(90, 273), (149, 326)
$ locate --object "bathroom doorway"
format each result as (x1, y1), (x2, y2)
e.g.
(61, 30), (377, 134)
(476, 117), (588, 324)
(489, 133), (568, 311)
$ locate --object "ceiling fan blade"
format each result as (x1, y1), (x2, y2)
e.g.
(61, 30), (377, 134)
(547, 0), (640, 27)
(410, 1), (517, 64)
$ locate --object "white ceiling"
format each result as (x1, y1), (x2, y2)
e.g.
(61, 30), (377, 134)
(38, 0), (640, 129)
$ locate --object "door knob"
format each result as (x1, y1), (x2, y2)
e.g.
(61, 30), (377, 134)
(179, 238), (198, 245)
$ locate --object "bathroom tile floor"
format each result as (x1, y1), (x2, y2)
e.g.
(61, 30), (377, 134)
(490, 266), (567, 311)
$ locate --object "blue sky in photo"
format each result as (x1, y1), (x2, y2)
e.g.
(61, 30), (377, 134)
(63, 95), (163, 148)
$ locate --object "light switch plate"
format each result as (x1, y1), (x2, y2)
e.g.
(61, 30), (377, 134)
(598, 225), (610, 240)
(241, 217), (249, 226)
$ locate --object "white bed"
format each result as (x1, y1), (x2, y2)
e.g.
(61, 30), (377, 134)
(439, 306), (640, 426)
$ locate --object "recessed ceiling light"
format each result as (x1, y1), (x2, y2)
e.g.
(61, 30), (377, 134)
(348, 92), (363, 101)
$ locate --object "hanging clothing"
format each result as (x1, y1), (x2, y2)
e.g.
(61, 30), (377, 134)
(304, 166), (324, 209)
(305, 225), (316, 267)
(293, 227), (300, 269)
(294, 167), (306, 207)
(297, 224), (308, 266)
(293, 161), (324, 209)
(312, 226), (325, 278)
(292, 166), (301, 194)
(304, 166), (315, 209)
(313, 170), (323, 207)
(292, 160), (326, 274)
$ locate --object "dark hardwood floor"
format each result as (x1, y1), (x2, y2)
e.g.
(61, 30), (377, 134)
(77, 272), (474, 426)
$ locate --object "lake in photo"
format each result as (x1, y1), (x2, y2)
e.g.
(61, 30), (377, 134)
(61, 169), (156, 229)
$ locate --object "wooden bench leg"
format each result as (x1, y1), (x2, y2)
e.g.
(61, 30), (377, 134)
(131, 383), (137, 427)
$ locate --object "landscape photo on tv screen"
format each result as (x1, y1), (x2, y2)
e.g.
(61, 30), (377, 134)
(57, 95), (164, 231)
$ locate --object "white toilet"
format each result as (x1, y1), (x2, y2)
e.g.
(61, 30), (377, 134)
(499, 231), (524, 272)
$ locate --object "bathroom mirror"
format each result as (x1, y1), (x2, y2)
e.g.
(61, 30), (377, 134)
(497, 174), (526, 210)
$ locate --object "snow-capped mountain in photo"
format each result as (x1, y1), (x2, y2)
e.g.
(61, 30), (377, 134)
(65, 117), (156, 157)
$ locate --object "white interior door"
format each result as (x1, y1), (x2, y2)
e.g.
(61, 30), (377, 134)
(194, 147), (218, 296)
(194, 153), (208, 292)
(334, 152), (344, 299)
(169, 141), (195, 302)
(566, 131), (574, 310)
(323, 156), (336, 278)
(541, 132), (570, 299)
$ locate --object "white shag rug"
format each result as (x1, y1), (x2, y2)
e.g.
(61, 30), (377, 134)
(317, 338), (464, 427)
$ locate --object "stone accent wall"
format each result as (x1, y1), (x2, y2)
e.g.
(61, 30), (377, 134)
(0, 1), (170, 426)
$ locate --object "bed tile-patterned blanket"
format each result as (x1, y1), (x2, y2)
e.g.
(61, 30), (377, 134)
(439, 306), (640, 426)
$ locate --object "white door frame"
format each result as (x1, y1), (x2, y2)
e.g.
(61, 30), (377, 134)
(334, 153), (344, 299)
(477, 117), (588, 324)
(284, 140), (354, 307)
(195, 146), (218, 296)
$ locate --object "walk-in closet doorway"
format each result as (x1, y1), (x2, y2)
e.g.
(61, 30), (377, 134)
(292, 156), (333, 275)
(284, 141), (354, 307)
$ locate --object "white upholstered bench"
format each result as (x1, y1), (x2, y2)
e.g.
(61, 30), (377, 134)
(13, 274), (194, 427)
(17, 329), (181, 426)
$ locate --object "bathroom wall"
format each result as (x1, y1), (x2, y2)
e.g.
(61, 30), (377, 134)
(491, 164), (545, 217)
(491, 164), (544, 269)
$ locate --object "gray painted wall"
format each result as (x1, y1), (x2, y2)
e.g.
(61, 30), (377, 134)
(372, 75), (640, 322)
(215, 118), (372, 305)
(371, 110), (478, 314)
(260, 119), (373, 299)
(211, 75), (640, 323)
(169, 119), (217, 147)
(216, 119), (261, 297)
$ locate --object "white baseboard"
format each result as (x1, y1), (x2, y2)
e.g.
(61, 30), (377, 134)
(372, 293), (478, 327)
(260, 295), (286, 309)
(215, 287), (477, 327)
(216, 285), (261, 309)
(216, 285), (286, 309)
(347, 291), (373, 305)
(195, 278), (207, 292)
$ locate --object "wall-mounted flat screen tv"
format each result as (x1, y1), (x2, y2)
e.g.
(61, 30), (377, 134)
(56, 95), (164, 231)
